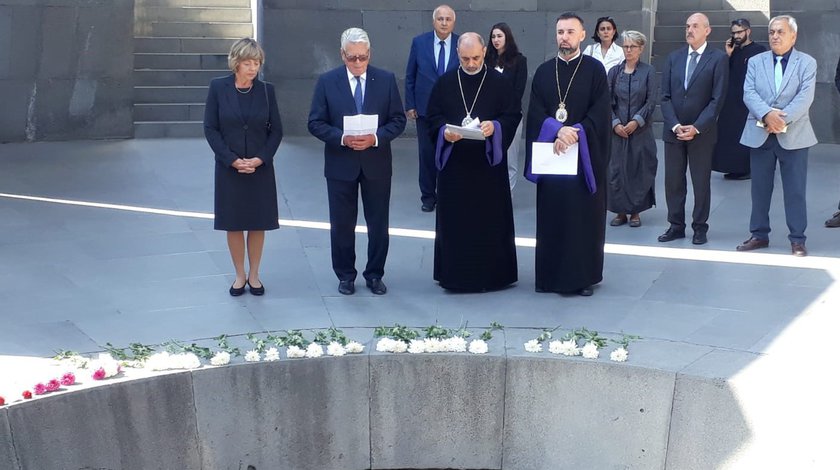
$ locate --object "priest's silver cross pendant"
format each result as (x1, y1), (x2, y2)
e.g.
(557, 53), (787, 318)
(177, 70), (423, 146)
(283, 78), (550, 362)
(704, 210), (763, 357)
(461, 116), (474, 127)
(555, 104), (568, 123)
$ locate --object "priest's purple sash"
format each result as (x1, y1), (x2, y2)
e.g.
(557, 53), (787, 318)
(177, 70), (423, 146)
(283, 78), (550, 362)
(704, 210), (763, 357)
(524, 118), (596, 194)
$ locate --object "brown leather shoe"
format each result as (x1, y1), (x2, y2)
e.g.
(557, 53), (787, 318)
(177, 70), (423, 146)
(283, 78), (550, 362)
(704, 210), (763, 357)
(791, 242), (807, 257)
(736, 237), (769, 252)
(825, 211), (840, 228)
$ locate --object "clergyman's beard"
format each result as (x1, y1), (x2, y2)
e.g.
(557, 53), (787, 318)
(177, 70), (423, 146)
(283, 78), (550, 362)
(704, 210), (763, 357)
(461, 64), (483, 76)
(559, 46), (578, 57)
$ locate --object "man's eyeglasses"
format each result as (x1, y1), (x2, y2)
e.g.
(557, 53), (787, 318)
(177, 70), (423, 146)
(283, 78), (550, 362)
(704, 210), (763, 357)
(344, 54), (370, 63)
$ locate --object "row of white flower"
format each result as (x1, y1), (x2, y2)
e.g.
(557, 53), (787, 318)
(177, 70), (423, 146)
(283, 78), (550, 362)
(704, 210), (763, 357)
(375, 337), (490, 354)
(524, 339), (629, 362)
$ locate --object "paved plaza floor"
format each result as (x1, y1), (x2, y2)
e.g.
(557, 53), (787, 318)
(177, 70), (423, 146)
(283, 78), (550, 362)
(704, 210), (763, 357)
(1, 135), (839, 389)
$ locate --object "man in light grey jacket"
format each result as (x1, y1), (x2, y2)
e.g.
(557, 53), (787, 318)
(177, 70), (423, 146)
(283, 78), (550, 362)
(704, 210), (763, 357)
(736, 15), (817, 256)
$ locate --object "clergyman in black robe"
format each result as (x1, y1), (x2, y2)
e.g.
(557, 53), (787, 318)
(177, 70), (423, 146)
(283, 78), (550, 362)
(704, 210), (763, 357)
(426, 32), (521, 292)
(524, 13), (611, 296)
(713, 20), (766, 178)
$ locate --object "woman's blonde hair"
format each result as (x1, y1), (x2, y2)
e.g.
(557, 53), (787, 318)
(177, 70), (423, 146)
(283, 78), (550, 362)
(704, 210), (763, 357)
(228, 38), (265, 72)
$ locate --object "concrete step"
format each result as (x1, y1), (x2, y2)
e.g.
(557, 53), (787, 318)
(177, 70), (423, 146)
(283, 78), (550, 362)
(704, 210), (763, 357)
(135, 52), (228, 70)
(134, 121), (205, 138)
(135, 37), (238, 53)
(134, 86), (209, 103)
(656, 10), (769, 27)
(654, 25), (737, 43)
(134, 69), (227, 86)
(655, 0), (743, 11)
(136, 6), (251, 23)
(136, 0), (250, 7)
(144, 21), (252, 38)
(134, 103), (205, 121)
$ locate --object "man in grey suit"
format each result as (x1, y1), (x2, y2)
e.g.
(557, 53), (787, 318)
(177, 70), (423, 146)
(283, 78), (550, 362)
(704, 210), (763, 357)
(735, 15), (817, 257)
(658, 12), (728, 245)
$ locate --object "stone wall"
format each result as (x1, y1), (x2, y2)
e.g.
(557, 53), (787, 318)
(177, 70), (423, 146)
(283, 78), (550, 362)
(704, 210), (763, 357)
(0, 0), (134, 143)
(262, 0), (654, 136)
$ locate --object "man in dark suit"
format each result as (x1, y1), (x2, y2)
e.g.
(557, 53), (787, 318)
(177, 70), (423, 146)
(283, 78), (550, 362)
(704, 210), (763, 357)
(659, 12), (728, 245)
(308, 28), (406, 295)
(826, 55), (840, 228)
(405, 4), (459, 212)
(736, 15), (817, 256)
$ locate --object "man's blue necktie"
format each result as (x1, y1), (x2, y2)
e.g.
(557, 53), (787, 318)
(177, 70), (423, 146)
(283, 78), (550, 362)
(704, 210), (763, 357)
(353, 76), (363, 114)
(437, 40), (446, 76)
(774, 56), (783, 93)
(685, 51), (699, 88)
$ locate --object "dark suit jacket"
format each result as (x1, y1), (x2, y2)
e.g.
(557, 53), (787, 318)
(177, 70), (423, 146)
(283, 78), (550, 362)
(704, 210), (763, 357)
(204, 74), (283, 166)
(660, 45), (728, 143)
(405, 31), (460, 116)
(308, 65), (406, 181)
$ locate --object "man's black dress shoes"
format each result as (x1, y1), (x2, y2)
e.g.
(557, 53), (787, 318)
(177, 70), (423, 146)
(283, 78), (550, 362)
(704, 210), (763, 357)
(366, 278), (387, 295)
(338, 280), (355, 295)
(657, 228), (685, 242)
(577, 286), (593, 296)
(421, 202), (435, 212)
(692, 232), (708, 245)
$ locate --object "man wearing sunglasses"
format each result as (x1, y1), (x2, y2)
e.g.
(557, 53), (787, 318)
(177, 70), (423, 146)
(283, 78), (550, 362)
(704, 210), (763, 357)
(713, 18), (766, 181)
(308, 28), (407, 295)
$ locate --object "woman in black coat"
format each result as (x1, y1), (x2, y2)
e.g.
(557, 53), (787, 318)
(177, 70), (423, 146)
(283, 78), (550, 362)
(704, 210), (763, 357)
(486, 22), (527, 191)
(204, 38), (283, 296)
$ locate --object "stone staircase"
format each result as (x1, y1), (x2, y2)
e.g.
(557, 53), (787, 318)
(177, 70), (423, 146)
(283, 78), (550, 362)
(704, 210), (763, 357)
(133, 0), (253, 138)
(650, 1), (770, 136)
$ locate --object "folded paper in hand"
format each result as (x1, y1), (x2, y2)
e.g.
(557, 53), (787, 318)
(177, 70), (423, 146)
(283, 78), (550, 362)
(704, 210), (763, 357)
(343, 114), (378, 136)
(445, 117), (485, 141)
(531, 142), (578, 175)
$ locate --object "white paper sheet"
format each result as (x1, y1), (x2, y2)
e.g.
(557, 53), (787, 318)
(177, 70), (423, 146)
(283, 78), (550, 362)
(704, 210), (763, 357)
(343, 114), (379, 135)
(444, 123), (485, 141)
(531, 142), (578, 175)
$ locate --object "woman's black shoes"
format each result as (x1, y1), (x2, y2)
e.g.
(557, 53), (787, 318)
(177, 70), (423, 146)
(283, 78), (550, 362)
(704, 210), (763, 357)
(229, 282), (246, 297)
(248, 281), (265, 296)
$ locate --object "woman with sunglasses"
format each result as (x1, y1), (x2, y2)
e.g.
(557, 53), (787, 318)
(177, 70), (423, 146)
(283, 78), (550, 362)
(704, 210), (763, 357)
(583, 16), (623, 72)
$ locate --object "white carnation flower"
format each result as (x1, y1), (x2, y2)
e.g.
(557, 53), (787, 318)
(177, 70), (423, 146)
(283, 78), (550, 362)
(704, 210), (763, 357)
(286, 345), (305, 358)
(244, 350), (261, 362)
(548, 340), (564, 354)
(264, 347), (280, 362)
(376, 338), (396, 352)
(423, 338), (444, 353)
(144, 352), (172, 371)
(305, 343), (324, 358)
(610, 347), (629, 362)
(556, 340), (581, 356)
(391, 340), (408, 353)
(408, 339), (426, 354)
(210, 351), (231, 366)
(345, 341), (365, 354)
(446, 336), (468, 353)
(524, 339), (542, 353)
(581, 341), (600, 359)
(178, 353), (201, 369)
(468, 339), (489, 354)
(326, 342), (346, 357)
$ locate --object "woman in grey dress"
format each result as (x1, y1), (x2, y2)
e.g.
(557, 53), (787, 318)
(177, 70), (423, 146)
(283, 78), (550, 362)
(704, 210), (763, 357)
(607, 30), (658, 228)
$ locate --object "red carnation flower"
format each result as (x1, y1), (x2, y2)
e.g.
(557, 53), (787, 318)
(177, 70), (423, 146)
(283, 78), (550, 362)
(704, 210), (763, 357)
(22, 390), (32, 399)
(46, 379), (61, 392)
(0, 396), (5, 406)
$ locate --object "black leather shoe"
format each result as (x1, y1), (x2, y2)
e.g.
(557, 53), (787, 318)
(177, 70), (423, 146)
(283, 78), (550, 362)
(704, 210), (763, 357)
(421, 202), (435, 212)
(366, 278), (387, 295)
(248, 280), (265, 296)
(577, 286), (593, 297)
(825, 211), (840, 228)
(229, 282), (246, 297)
(692, 232), (708, 245)
(338, 280), (355, 295)
(658, 228), (685, 242)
